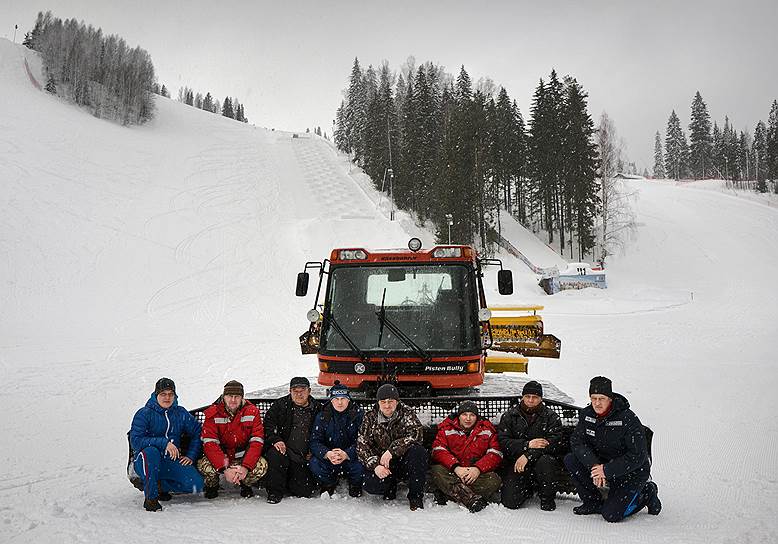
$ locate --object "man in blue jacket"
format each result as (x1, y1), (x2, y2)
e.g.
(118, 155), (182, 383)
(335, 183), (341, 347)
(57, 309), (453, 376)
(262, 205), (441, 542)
(309, 381), (365, 497)
(564, 376), (662, 522)
(129, 377), (204, 511)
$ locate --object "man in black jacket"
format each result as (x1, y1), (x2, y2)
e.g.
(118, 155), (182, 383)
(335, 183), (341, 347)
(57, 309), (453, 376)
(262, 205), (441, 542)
(497, 380), (563, 510)
(564, 376), (661, 522)
(262, 377), (323, 503)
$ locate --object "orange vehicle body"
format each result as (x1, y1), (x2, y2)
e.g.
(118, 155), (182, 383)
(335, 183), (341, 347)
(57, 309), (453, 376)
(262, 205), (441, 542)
(299, 244), (494, 392)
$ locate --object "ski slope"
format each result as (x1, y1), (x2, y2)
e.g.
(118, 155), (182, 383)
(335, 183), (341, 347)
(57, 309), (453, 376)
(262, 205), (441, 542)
(1, 39), (777, 543)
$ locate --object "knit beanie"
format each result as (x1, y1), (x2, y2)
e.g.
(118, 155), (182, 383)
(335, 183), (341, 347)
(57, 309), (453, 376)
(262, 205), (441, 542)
(329, 380), (350, 399)
(155, 377), (176, 395)
(456, 400), (479, 417)
(522, 380), (543, 397)
(376, 383), (400, 401)
(589, 376), (613, 398)
(223, 380), (244, 397)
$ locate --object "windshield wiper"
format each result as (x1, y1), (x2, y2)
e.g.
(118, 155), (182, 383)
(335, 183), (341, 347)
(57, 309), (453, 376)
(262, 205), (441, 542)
(375, 290), (431, 362)
(328, 314), (367, 361)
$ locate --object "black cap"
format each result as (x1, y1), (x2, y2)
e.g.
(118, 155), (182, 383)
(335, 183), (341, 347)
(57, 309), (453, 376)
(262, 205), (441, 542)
(589, 376), (613, 398)
(376, 383), (400, 401)
(290, 376), (310, 389)
(456, 400), (479, 417)
(522, 380), (543, 397)
(155, 377), (176, 395)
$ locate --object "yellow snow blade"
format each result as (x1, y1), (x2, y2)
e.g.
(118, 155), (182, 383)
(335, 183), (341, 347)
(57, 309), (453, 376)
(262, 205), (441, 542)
(488, 306), (562, 359)
(485, 353), (529, 373)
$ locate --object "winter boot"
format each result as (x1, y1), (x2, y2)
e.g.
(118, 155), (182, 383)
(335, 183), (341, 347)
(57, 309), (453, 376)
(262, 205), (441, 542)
(321, 485), (336, 497)
(143, 498), (162, 512)
(540, 497), (556, 511)
(266, 493), (282, 504)
(157, 483), (172, 501)
(409, 496), (424, 511)
(383, 484), (397, 501)
(433, 489), (448, 506)
(349, 484), (363, 498)
(645, 481), (662, 515)
(240, 484), (254, 498)
(573, 502), (602, 515)
(204, 486), (219, 499)
(451, 482), (479, 508)
(467, 496), (488, 513)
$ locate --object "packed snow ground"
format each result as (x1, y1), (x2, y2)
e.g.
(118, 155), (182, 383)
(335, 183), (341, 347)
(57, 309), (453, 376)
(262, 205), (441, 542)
(1, 40), (777, 543)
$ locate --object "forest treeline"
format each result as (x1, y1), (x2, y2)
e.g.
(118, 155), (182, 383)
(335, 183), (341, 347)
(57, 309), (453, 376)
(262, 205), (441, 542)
(655, 92), (778, 193)
(23, 11), (250, 127)
(24, 11), (155, 125)
(171, 85), (249, 123)
(333, 58), (603, 260)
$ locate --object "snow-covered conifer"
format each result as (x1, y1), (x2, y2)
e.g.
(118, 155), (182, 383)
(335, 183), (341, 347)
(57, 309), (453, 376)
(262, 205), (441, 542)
(653, 131), (666, 178)
(688, 91), (712, 179)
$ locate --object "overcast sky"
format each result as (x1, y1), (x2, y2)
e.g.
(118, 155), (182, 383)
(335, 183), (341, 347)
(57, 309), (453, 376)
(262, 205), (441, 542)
(2, 0), (776, 170)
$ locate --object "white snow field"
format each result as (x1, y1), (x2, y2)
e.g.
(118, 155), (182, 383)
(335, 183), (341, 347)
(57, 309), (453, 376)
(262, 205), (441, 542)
(1, 39), (777, 543)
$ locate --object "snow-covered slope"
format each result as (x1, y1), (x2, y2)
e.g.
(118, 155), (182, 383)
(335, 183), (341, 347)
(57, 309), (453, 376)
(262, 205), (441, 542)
(1, 39), (777, 543)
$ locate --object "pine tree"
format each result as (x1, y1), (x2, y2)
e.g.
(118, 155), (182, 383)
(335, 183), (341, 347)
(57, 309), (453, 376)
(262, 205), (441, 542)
(344, 57), (365, 158)
(22, 31), (33, 49)
(665, 110), (689, 180)
(222, 96), (234, 118)
(333, 101), (346, 150)
(653, 131), (665, 178)
(721, 117), (739, 180)
(561, 78), (600, 260)
(711, 122), (723, 177)
(202, 92), (212, 112)
(529, 70), (565, 247)
(688, 91), (712, 179)
(44, 72), (57, 94)
(753, 120), (768, 184)
(737, 130), (751, 182)
(767, 100), (778, 181)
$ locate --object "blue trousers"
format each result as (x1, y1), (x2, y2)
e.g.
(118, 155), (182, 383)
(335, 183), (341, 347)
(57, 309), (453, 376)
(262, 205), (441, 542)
(309, 456), (365, 487)
(364, 443), (427, 500)
(134, 446), (204, 500)
(564, 452), (651, 522)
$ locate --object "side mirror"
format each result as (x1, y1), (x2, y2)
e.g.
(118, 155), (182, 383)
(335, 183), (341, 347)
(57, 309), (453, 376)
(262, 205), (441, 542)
(296, 272), (310, 297)
(497, 270), (513, 295)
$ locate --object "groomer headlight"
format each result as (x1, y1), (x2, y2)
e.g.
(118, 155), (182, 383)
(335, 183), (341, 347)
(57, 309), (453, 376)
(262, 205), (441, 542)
(408, 238), (422, 252)
(339, 249), (367, 260)
(306, 309), (321, 322)
(433, 247), (462, 258)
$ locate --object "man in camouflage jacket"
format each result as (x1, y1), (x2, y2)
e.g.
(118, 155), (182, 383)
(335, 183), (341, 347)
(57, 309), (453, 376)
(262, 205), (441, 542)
(357, 383), (427, 510)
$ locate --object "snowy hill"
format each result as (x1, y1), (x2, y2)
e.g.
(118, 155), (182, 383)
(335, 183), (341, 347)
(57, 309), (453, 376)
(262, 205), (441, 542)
(1, 39), (777, 543)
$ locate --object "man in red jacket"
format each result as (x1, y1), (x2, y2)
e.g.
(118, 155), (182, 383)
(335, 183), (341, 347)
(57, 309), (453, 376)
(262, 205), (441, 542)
(430, 400), (503, 512)
(197, 380), (267, 498)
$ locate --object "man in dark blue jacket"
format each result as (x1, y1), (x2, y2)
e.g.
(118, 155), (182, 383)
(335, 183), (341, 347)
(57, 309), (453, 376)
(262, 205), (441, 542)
(129, 377), (204, 511)
(309, 381), (365, 497)
(564, 376), (661, 522)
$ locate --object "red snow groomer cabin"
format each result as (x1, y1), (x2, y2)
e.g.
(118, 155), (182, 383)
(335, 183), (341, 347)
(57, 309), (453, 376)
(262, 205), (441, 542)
(295, 238), (558, 395)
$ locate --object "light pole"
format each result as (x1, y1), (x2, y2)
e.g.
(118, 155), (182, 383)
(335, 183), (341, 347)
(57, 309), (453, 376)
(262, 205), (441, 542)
(13, 24), (18, 44)
(445, 213), (453, 244)
(388, 168), (395, 221)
